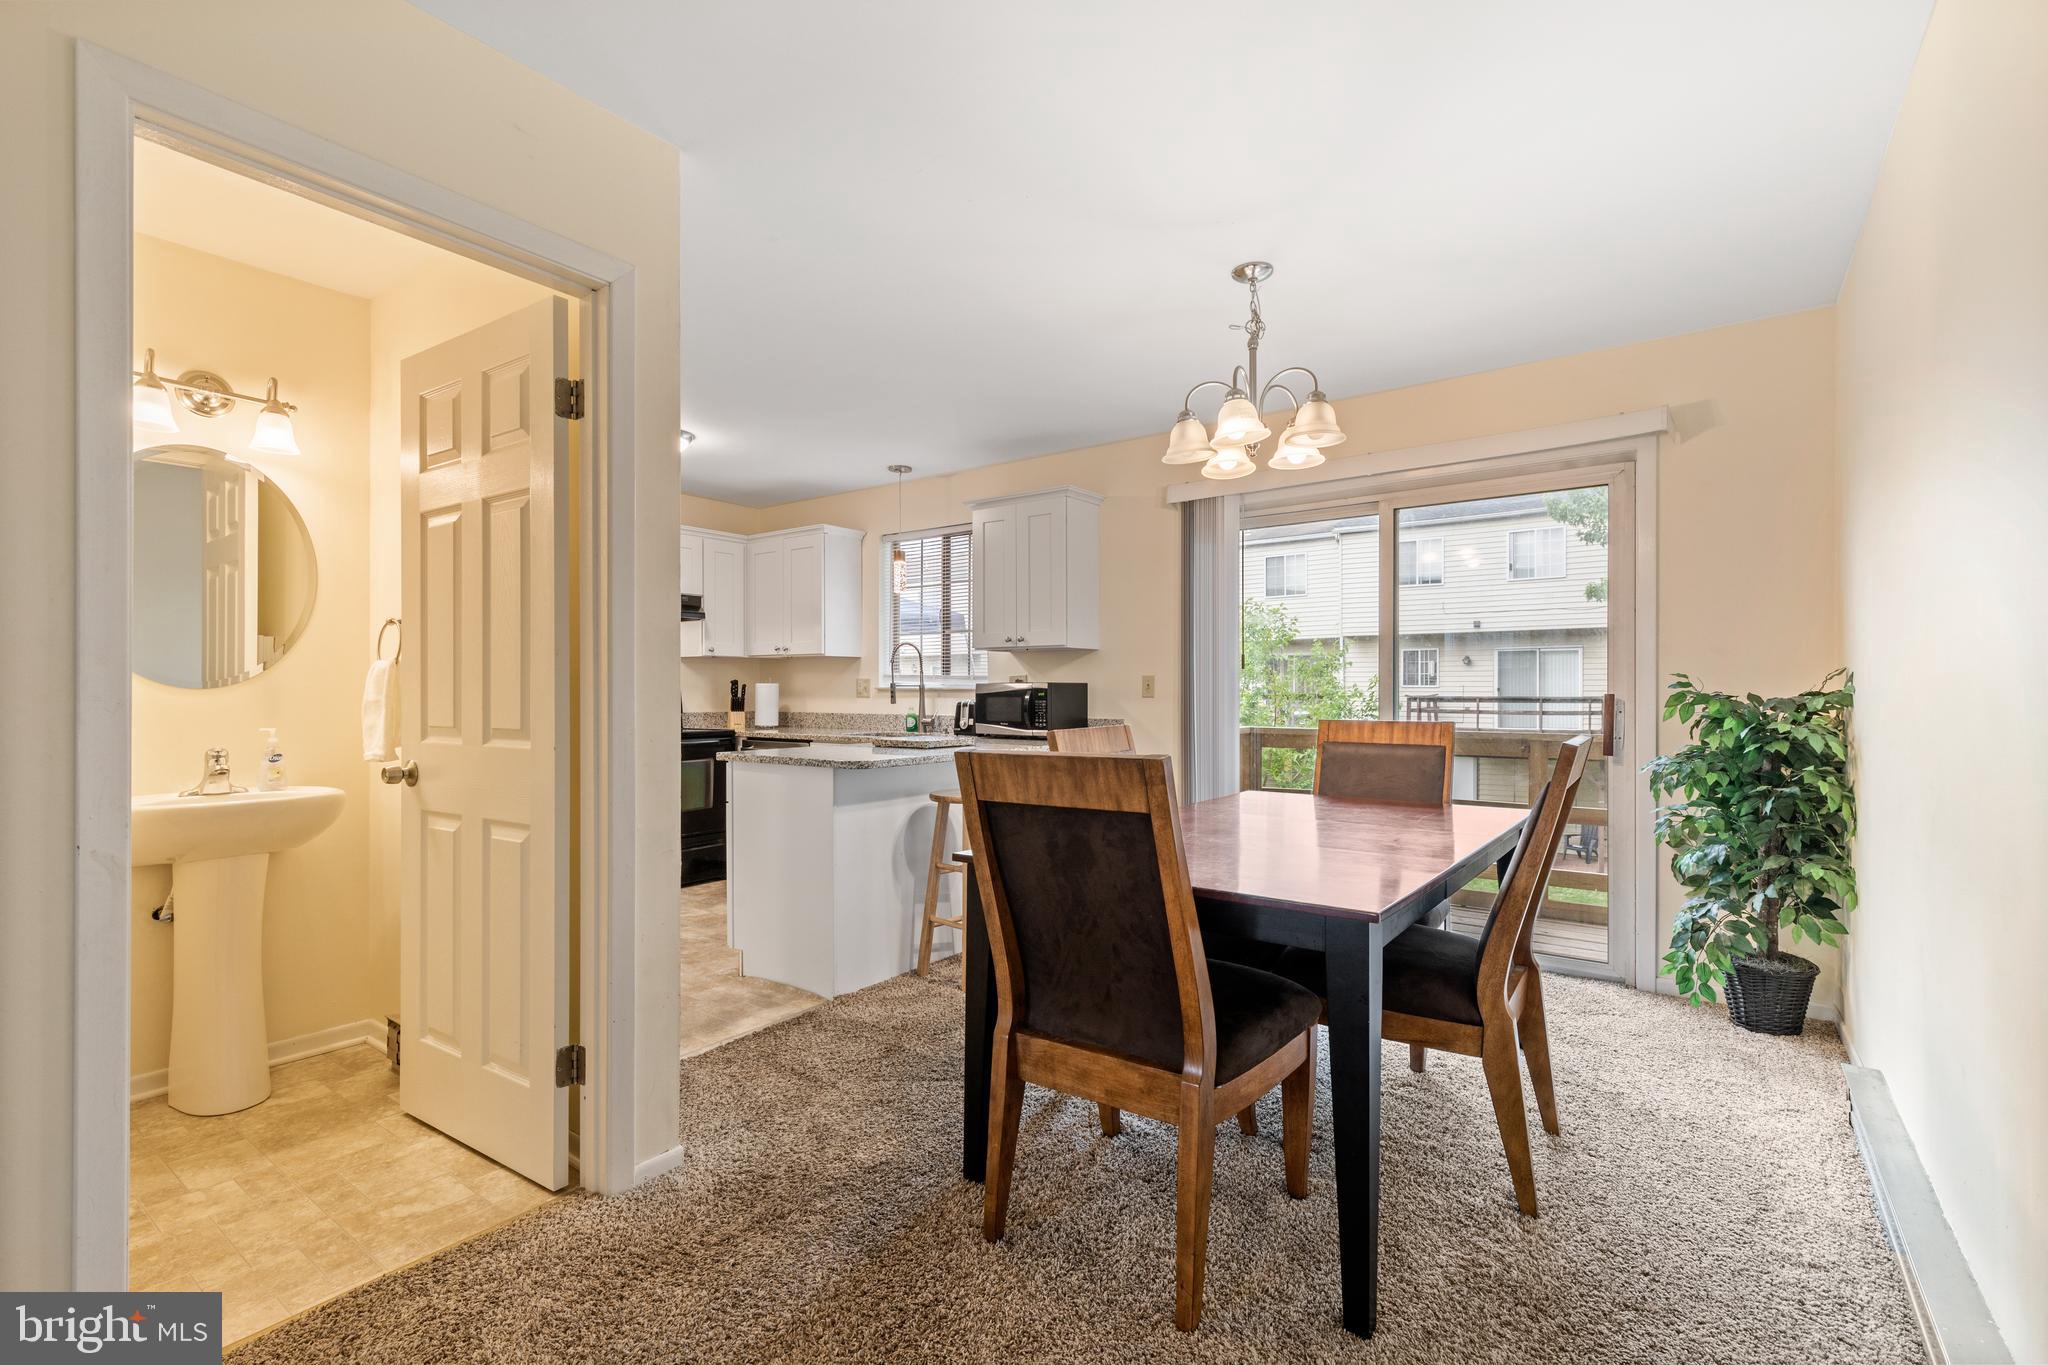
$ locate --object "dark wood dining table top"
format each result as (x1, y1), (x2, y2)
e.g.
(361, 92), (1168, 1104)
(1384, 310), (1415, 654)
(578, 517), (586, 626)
(1176, 790), (1528, 921)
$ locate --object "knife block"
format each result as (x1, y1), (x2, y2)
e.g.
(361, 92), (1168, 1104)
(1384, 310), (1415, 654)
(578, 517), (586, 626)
(727, 710), (747, 731)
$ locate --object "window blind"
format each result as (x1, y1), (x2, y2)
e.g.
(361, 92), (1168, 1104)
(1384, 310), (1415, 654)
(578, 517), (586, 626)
(885, 526), (985, 684)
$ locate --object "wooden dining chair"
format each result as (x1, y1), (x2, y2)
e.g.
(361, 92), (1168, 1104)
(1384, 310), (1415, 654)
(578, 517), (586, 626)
(1046, 722), (1134, 755)
(1312, 718), (1457, 804)
(1277, 734), (1591, 1216)
(956, 749), (1323, 1331)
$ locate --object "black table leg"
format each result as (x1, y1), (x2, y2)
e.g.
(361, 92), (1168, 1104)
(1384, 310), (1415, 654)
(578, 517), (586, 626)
(1323, 915), (1385, 1338)
(962, 864), (994, 1183)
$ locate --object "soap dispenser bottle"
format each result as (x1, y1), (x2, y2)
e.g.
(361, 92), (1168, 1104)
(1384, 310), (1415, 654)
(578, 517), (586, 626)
(259, 728), (287, 791)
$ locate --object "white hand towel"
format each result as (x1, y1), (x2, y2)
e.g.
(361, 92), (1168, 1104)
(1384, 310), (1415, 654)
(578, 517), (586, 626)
(362, 659), (400, 762)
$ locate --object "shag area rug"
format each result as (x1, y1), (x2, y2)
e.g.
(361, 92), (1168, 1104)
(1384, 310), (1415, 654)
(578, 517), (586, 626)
(233, 964), (1922, 1363)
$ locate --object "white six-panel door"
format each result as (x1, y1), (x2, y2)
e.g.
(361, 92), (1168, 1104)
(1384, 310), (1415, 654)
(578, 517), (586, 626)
(398, 298), (571, 1189)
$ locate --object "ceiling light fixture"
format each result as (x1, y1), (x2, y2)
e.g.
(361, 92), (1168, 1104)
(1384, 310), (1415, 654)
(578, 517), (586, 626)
(131, 350), (300, 454)
(888, 463), (912, 593)
(1162, 262), (1346, 480)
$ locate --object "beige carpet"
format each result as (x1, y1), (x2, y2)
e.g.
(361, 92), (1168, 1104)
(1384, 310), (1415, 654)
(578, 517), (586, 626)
(231, 964), (1923, 1363)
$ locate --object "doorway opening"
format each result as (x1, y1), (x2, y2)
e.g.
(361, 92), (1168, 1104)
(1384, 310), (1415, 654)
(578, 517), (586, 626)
(125, 134), (582, 1345)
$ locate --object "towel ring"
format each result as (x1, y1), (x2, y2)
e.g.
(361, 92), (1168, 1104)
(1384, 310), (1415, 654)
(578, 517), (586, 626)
(377, 617), (402, 662)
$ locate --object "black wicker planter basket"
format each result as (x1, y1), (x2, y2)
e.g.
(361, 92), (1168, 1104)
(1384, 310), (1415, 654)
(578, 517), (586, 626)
(1724, 952), (1819, 1035)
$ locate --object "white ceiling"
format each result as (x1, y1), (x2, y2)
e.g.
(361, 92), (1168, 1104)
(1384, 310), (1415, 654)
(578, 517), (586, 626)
(133, 138), (461, 298)
(410, 0), (1930, 506)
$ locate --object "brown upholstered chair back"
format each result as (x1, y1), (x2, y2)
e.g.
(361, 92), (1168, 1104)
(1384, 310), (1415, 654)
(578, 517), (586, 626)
(1474, 735), (1592, 1016)
(1312, 720), (1457, 804)
(954, 751), (1212, 1077)
(1047, 723), (1134, 755)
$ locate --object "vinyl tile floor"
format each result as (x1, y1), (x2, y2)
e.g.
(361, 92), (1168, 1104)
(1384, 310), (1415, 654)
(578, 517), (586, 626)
(680, 881), (826, 1058)
(128, 1045), (556, 1346)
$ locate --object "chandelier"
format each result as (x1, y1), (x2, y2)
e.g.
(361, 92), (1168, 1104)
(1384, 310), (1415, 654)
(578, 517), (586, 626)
(1161, 261), (1345, 480)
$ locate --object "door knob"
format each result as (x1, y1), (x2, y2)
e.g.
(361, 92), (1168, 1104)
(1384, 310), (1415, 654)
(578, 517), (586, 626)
(380, 760), (419, 787)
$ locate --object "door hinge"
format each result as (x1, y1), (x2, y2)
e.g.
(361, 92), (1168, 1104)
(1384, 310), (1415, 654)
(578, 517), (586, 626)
(554, 377), (585, 420)
(555, 1043), (586, 1087)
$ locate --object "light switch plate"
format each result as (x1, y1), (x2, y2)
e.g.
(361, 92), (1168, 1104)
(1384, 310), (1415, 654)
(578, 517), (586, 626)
(1141, 675), (1156, 699)
(854, 678), (871, 698)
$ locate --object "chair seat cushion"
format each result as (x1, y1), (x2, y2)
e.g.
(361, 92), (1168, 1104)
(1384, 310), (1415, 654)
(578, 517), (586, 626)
(1274, 917), (1485, 1027)
(1207, 961), (1325, 1083)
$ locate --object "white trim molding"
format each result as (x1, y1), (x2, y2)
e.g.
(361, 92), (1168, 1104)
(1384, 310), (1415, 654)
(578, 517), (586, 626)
(129, 1019), (388, 1103)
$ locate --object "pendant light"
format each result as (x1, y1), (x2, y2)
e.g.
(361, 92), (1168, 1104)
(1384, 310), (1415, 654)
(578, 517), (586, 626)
(132, 348), (179, 434)
(888, 464), (912, 593)
(1160, 262), (1347, 479)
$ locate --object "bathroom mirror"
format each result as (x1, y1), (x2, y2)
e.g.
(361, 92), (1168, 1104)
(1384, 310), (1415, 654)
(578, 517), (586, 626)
(132, 444), (317, 688)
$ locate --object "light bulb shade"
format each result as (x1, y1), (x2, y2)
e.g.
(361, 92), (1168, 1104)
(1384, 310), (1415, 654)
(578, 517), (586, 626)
(1268, 431), (1327, 471)
(1161, 415), (1214, 464)
(1210, 395), (1270, 447)
(132, 375), (178, 433)
(249, 401), (300, 456)
(890, 543), (907, 593)
(1288, 396), (1344, 448)
(1200, 447), (1257, 481)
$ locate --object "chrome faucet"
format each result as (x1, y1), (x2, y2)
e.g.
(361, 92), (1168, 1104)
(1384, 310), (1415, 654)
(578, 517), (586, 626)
(180, 747), (242, 797)
(888, 642), (936, 733)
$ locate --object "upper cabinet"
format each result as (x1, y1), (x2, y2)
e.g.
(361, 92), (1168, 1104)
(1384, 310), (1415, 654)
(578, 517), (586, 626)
(968, 487), (1101, 651)
(746, 525), (864, 657)
(680, 527), (748, 658)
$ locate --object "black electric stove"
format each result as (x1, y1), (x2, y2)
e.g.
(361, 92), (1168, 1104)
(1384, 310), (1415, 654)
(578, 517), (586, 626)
(681, 727), (738, 887)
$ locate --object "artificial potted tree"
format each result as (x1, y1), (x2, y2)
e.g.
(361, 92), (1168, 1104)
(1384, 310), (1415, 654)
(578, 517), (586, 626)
(1647, 671), (1856, 1034)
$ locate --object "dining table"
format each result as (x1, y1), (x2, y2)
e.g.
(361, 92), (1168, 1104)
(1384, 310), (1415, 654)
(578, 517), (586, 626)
(958, 788), (1529, 1338)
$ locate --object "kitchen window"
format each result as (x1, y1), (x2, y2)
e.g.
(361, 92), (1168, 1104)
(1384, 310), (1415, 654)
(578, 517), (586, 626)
(1264, 552), (1308, 597)
(883, 525), (986, 687)
(1507, 525), (1568, 580)
(1400, 646), (1438, 689)
(1397, 538), (1443, 586)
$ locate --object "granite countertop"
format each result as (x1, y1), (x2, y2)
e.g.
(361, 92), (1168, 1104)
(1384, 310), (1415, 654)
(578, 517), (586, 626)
(717, 736), (1051, 770)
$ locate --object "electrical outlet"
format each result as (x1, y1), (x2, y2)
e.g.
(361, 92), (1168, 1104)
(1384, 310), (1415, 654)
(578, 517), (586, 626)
(854, 677), (871, 698)
(1141, 674), (1156, 699)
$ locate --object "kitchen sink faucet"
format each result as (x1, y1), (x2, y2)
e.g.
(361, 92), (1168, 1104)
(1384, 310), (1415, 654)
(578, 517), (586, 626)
(889, 642), (936, 733)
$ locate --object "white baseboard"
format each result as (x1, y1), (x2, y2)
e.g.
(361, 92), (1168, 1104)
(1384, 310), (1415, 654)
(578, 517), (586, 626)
(1844, 1065), (2011, 1365)
(129, 1017), (387, 1103)
(632, 1143), (684, 1186)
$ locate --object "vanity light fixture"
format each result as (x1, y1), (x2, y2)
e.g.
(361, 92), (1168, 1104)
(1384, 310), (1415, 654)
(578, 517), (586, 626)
(1162, 262), (1347, 480)
(132, 348), (179, 433)
(887, 463), (912, 594)
(131, 350), (300, 454)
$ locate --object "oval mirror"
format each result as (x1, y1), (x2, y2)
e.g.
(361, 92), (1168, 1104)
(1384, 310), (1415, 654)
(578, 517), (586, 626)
(133, 444), (317, 688)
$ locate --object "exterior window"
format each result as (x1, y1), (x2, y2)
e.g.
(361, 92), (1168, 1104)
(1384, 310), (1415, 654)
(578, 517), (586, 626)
(1264, 552), (1307, 597)
(1397, 538), (1443, 586)
(883, 526), (985, 687)
(1508, 526), (1567, 580)
(1401, 647), (1438, 688)
(1495, 646), (1584, 730)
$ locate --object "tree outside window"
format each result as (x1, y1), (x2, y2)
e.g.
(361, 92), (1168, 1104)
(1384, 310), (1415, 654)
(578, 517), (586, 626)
(1239, 598), (1376, 790)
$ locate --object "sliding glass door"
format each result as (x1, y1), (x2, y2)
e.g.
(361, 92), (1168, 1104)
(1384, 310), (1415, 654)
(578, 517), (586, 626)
(1231, 465), (1638, 979)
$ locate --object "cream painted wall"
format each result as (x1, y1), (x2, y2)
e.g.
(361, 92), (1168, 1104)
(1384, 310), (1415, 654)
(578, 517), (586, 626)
(129, 235), (375, 1081)
(1836, 1), (2047, 1356)
(0, 0), (681, 1287)
(714, 308), (1844, 1013)
(366, 262), (563, 1024)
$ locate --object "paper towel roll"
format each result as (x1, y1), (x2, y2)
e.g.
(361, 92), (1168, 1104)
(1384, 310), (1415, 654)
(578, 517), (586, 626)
(753, 682), (780, 728)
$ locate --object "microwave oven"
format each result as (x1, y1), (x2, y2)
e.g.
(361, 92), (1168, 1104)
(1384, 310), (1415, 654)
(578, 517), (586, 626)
(972, 682), (1088, 738)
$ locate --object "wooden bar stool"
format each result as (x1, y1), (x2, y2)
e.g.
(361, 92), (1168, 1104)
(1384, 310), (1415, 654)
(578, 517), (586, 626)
(918, 790), (966, 987)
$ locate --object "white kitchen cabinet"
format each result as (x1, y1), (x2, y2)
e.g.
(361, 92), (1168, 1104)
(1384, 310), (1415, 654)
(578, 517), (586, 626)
(680, 526), (748, 658)
(746, 524), (863, 657)
(968, 487), (1101, 651)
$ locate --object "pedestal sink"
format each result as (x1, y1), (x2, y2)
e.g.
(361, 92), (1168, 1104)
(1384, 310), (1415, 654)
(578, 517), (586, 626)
(132, 786), (345, 1115)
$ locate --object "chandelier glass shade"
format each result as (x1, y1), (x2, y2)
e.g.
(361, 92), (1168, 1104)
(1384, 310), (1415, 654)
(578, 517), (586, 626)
(1162, 262), (1346, 480)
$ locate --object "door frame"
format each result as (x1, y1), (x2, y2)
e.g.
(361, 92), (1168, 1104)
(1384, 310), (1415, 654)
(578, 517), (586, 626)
(72, 43), (652, 1287)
